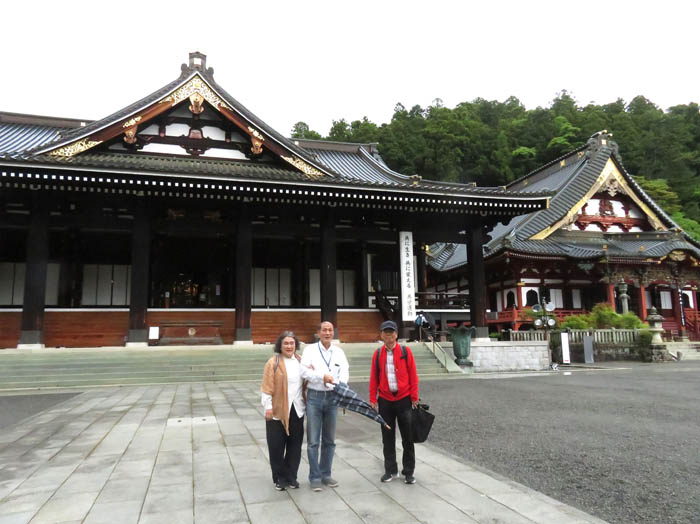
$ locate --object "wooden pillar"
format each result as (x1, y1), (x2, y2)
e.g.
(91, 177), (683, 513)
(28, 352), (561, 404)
(293, 240), (305, 308)
(18, 193), (50, 348)
(693, 290), (699, 340)
(234, 207), (252, 342)
(320, 209), (338, 334)
(607, 284), (616, 310)
(516, 283), (524, 308)
(638, 285), (647, 320)
(468, 218), (488, 338)
(358, 241), (369, 308)
(127, 201), (151, 346)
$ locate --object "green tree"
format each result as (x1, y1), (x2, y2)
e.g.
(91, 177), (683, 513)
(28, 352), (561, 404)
(290, 122), (321, 140)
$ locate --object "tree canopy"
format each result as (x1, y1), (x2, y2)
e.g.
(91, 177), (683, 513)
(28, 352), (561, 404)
(293, 95), (700, 240)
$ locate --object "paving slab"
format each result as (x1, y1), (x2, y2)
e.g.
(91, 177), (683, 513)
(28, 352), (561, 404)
(0, 380), (607, 524)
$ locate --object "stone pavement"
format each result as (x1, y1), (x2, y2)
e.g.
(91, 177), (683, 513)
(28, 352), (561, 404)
(0, 382), (608, 524)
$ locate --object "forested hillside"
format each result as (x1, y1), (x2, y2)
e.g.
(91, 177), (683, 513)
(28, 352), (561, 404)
(292, 93), (700, 239)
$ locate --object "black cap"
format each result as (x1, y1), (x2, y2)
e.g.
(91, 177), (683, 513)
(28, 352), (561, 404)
(380, 320), (398, 332)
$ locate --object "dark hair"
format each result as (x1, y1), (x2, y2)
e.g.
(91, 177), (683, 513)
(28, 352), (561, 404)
(274, 331), (300, 354)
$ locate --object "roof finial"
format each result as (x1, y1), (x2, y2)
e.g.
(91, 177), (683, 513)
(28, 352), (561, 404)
(183, 51), (214, 76)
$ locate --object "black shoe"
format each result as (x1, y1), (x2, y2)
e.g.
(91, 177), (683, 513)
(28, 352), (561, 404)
(287, 480), (300, 489)
(404, 474), (416, 484)
(380, 472), (397, 482)
(275, 481), (287, 491)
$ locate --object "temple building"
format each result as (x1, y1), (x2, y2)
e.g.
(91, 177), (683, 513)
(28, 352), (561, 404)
(427, 132), (700, 340)
(0, 52), (550, 349)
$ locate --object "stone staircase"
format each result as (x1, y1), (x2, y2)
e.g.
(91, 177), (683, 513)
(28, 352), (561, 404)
(0, 342), (447, 390)
(665, 341), (700, 360)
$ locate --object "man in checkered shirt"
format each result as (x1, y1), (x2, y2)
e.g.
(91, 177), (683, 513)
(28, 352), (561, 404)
(369, 320), (419, 485)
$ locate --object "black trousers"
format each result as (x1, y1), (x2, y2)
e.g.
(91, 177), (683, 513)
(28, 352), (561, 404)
(266, 405), (304, 484)
(378, 395), (414, 475)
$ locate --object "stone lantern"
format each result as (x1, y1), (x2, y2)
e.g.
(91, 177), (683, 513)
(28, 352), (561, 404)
(646, 306), (670, 361)
(617, 281), (630, 314)
(646, 306), (664, 345)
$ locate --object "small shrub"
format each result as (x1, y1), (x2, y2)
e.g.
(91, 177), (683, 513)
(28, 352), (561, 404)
(590, 303), (619, 328)
(618, 312), (647, 329)
(561, 314), (591, 330)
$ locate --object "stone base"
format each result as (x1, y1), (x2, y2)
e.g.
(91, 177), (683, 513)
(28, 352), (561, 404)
(232, 340), (254, 347)
(17, 343), (45, 350)
(470, 340), (549, 372)
(18, 330), (43, 346)
(127, 329), (148, 344)
(235, 328), (252, 342)
(125, 342), (148, 348)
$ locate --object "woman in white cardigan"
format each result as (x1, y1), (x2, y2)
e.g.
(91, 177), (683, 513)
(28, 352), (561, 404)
(261, 331), (306, 490)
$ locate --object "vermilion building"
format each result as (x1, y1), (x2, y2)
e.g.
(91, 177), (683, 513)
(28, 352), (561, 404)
(427, 132), (700, 339)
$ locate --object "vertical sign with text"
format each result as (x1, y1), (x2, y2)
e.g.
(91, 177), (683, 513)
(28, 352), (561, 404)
(399, 231), (416, 322)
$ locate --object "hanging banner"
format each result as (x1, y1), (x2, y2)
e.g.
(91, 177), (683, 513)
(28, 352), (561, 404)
(399, 231), (416, 322)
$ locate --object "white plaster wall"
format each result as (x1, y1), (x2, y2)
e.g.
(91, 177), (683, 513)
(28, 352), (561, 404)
(470, 341), (549, 371)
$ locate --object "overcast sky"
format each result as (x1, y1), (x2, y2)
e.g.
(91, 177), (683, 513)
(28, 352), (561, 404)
(4, 1), (698, 136)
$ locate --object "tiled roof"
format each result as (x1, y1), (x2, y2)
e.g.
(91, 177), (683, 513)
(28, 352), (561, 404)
(0, 123), (61, 155)
(0, 54), (550, 205)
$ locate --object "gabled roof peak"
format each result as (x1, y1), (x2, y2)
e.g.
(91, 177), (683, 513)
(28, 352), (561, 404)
(181, 51), (214, 77)
(585, 130), (618, 157)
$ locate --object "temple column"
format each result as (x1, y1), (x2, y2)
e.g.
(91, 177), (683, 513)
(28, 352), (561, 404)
(234, 207), (252, 343)
(638, 285), (648, 320)
(468, 218), (488, 339)
(607, 284), (616, 310)
(358, 241), (369, 308)
(320, 209), (338, 335)
(293, 240), (305, 307)
(127, 201), (151, 347)
(18, 193), (50, 349)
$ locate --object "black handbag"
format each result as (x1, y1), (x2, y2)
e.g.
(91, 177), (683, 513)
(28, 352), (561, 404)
(411, 403), (435, 443)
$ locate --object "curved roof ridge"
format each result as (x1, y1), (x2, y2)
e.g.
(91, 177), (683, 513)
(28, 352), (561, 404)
(32, 70), (192, 155)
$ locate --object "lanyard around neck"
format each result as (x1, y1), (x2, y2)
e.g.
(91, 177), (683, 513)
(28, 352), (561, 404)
(318, 342), (332, 371)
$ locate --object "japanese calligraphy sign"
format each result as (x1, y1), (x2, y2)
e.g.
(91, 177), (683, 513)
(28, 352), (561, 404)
(399, 231), (416, 322)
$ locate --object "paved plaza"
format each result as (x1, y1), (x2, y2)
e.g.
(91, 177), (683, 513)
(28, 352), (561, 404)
(0, 380), (608, 524)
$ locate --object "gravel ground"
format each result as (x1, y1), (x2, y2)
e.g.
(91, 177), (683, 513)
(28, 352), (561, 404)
(414, 362), (700, 524)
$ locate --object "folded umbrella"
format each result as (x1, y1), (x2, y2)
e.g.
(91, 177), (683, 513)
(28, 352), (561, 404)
(330, 382), (390, 429)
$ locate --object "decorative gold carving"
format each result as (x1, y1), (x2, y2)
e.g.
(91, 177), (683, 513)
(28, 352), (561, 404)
(247, 126), (265, 155)
(251, 137), (264, 155)
(159, 75), (230, 110)
(604, 178), (620, 196)
(124, 126), (138, 145)
(122, 116), (142, 128)
(189, 93), (204, 114)
(669, 250), (687, 262)
(281, 155), (324, 178)
(248, 126), (264, 141)
(48, 138), (103, 157)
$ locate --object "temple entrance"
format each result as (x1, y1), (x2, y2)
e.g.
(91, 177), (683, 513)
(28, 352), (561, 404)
(151, 236), (228, 308)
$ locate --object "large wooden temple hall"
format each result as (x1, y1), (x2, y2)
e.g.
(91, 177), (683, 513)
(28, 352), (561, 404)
(0, 52), (551, 348)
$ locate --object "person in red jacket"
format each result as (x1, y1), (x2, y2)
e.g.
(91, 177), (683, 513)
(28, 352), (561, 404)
(370, 320), (419, 484)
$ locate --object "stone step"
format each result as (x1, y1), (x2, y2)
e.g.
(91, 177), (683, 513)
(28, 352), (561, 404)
(0, 343), (446, 389)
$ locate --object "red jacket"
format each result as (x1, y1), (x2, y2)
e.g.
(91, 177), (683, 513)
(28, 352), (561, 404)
(369, 343), (419, 403)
